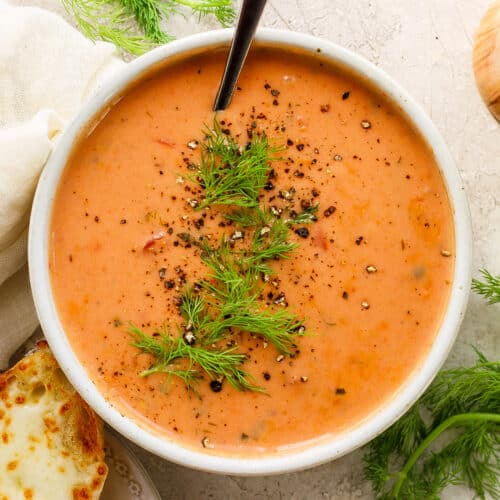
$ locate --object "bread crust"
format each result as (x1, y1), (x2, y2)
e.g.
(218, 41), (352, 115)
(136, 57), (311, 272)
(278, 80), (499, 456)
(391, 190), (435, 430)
(0, 341), (108, 499)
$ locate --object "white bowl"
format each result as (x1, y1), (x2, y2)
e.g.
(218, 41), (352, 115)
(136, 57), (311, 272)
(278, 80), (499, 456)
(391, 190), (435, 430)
(28, 28), (472, 475)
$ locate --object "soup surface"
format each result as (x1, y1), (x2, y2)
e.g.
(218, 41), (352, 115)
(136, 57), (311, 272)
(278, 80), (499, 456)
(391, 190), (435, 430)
(50, 47), (454, 454)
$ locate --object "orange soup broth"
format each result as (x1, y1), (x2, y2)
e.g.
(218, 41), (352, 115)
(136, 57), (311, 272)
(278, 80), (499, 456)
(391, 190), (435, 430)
(50, 47), (454, 455)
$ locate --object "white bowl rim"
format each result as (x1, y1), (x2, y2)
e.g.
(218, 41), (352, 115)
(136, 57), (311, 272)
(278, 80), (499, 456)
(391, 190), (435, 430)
(28, 27), (472, 476)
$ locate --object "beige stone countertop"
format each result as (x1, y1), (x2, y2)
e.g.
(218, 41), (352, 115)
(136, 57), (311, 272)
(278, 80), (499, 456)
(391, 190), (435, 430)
(11, 0), (500, 498)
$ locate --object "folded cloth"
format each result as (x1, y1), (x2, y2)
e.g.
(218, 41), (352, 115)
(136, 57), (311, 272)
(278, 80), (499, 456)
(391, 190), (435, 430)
(0, 1), (125, 369)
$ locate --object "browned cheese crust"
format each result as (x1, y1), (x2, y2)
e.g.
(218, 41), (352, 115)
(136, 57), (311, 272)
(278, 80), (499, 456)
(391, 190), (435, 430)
(0, 342), (108, 499)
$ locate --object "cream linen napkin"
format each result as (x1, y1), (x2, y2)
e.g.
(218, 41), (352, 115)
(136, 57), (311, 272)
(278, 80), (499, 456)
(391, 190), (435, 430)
(0, 1), (125, 368)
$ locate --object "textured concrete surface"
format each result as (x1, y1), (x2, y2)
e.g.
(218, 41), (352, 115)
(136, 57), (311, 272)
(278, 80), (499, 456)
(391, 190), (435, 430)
(10, 0), (500, 498)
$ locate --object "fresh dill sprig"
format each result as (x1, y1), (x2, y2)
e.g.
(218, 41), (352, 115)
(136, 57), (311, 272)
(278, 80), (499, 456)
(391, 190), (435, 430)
(364, 274), (500, 498)
(179, 288), (212, 337)
(472, 269), (500, 304)
(194, 122), (282, 209)
(130, 324), (262, 394)
(118, 0), (173, 44)
(199, 238), (259, 304)
(199, 236), (305, 353)
(245, 216), (298, 275)
(130, 210), (305, 389)
(363, 349), (500, 499)
(61, 0), (157, 55)
(171, 0), (236, 26)
(130, 121), (315, 393)
(218, 307), (305, 355)
(62, 0), (235, 55)
(223, 207), (301, 274)
(224, 207), (273, 227)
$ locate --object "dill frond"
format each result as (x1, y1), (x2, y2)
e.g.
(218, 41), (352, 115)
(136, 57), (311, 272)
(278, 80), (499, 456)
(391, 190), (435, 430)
(194, 122), (282, 209)
(130, 323), (172, 360)
(172, 0), (236, 26)
(179, 288), (211, 334)
(217, 308), (305, 355)
(423, 421), (499, 499)
(472, 269), (500, 304)
(224, 207), (273, 227)
(185, 344), (261, 392)
(224, 207), (299, 275)
(199, 238), (258, 304)
(199, 235), (305, 353)
(130, 323), (262, 393)
(62, 0), (235, 55)
(130, 121), (317, 394)
(61, 0), (156, 55)
(118, 0), (173, 44)
(423, 354), (500, 422)
(245, 216), (298, 274)
(363, 349), (500, 499)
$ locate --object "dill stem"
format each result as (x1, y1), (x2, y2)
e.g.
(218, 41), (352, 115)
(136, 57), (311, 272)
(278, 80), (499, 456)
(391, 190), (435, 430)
(392, 412), (500, 498)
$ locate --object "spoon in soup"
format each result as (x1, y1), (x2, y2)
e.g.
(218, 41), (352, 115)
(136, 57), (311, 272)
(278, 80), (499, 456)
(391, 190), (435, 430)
(213, 0), (267, 111)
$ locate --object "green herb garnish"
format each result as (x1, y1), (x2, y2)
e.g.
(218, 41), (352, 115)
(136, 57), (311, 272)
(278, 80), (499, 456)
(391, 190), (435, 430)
(473, 269), (500, 304)
(244, 215), (298, 275)
(119, 0), (173, 44)
(224, 208), (298, 260)
(130, 324), (261, 395)
(62, 0), (157, 55)
(223, 207), (274, 228)
(364, 272), (500, 499)
(62, 0), (235, 55)
(199, 236), (305, 353)
(130, 121), (315, 394)
(193, 122), (282, 209)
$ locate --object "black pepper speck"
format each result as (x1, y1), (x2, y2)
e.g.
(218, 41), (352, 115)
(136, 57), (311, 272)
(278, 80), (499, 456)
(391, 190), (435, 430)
(323, 206), (336, 217)
(210, 380), (223, 392)
(295, 227), (310, 238)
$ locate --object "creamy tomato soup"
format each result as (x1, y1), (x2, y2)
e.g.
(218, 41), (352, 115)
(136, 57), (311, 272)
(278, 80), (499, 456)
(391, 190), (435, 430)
(50, 47), (454, 454)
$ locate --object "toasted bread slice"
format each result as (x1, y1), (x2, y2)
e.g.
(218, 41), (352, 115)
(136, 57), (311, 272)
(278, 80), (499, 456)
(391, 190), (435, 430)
(0, 342), (108, 499)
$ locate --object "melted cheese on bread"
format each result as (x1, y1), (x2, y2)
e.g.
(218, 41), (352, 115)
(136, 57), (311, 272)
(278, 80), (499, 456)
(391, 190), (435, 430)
(0, 343), (108, 499)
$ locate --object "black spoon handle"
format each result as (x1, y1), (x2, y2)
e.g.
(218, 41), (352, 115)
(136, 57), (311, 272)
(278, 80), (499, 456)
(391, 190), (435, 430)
(213, 0), (267, 111)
